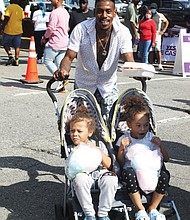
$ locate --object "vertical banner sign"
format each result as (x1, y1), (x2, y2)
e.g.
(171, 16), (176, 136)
(173, 29), (190, 77)
(162, 36), (178, 62)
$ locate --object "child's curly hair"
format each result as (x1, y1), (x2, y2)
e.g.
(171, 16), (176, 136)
(123, 94), (150, 123)
(69, 105), (96, 132)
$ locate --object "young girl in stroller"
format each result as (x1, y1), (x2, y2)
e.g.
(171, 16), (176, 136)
(66, 105), (118, 220)
(116, 94), (169, 220)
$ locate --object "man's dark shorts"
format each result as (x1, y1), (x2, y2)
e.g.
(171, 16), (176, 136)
(2, 33), (22, 48)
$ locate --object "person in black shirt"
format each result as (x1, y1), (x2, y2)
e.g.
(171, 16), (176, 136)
(69, 0), (94, 34)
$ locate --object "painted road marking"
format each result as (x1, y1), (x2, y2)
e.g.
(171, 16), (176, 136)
(12, 91), (46, 96)
(157, 115), (190, 124)
(117, 77), (187, 85)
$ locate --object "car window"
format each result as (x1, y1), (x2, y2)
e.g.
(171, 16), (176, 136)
(162, 2), (172, 8)
(172, 2), (184, 9)
(45, 3), (53, 12)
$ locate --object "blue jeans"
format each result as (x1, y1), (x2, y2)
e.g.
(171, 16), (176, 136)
(139, 40), (152, 64)
(94, 88), (118, 123)
(43, 45), (66, 75)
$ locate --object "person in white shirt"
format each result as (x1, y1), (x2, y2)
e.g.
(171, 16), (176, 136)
(54, 0), (134, 122)
(0, 0), (5, 15)
(32, 2), (49, 64)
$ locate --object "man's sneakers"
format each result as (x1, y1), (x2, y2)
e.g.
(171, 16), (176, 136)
(149, 209), (166, 220)
(51, 80), (69, 93)
(6, 57), (19, 66)
(6, 56), (15, 66)
(158, 64), (163, 71)
(12, 59), (19, 66)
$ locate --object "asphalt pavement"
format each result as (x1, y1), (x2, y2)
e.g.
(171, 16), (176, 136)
(0, 46), (190, 220)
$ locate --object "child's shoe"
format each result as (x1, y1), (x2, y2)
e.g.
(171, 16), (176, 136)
(149, 209), (166, 220)
(98, 216), (110, 220)
(135, 210), (150, 220)
(84, 216), (96, 220)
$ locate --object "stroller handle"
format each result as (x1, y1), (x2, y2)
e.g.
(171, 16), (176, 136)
(46, 77), (57, 103)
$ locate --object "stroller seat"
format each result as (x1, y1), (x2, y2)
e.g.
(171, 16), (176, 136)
(46, 80), (181, 220)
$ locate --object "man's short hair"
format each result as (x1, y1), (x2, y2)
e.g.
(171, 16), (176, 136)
(95, 0), (115, 7)
(79, 0), (88, 3)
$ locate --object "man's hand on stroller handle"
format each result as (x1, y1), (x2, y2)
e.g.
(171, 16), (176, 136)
(54, 69), (69, 81)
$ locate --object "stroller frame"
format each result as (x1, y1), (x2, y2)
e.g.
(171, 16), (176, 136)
(47, 79), (181, 220)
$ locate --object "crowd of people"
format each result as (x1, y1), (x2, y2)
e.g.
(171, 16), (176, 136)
(0, 0), (170, 70)
(123, 0), (169, 70)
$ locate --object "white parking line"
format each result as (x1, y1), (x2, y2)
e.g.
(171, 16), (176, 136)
(158, 115), (190, 124)
(117, 76), (185, 85)
(12, 91), (46, 96)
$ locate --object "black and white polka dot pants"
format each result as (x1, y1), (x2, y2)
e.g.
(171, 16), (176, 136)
(121, 167), (169, 194)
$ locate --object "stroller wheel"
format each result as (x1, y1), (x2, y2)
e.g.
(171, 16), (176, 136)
(55, 204), (65, 220)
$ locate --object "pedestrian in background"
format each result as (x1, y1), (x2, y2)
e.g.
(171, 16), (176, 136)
(1, 0), (24, 66)
(54, 0), (134, 122)
(42, 0), (70, 92)
(32, 2), (49, 64)
(124, 0), (141, 60)
(69, 0), (94, 35)
(149, 3), (169, 71)
(0, 0), (5, 15)
(0, 0), (5, 33)
(139, 9), (156, 64)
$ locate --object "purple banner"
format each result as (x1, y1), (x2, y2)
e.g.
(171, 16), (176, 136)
(184, 63), (190, 72)
(183, 36), (190, 42)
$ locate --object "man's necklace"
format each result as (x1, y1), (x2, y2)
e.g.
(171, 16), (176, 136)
(97, 32), (111, 56)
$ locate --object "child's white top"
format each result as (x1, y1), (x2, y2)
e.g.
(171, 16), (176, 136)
(116, 132), (163, 170)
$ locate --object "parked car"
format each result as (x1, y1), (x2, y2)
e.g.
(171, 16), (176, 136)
(142, 0), (190, 28)
(159, 0), (190, 27)
(115, 0), (128, 18)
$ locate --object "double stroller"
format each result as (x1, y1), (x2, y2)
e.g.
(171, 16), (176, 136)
(47, 78), (181, 220)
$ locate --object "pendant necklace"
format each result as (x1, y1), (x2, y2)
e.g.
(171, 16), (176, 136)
(97, 31), (111, 56)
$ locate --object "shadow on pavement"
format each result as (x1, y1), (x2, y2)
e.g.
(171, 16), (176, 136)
(162, 140), (190, 220)
(154, 97), (190, 114)
(163, 140), (190, 166)
(0, 139), (189, 219)
(1, 76), (75, 92)
(1, 77), (46, 91)
(0, 156), (65, 220)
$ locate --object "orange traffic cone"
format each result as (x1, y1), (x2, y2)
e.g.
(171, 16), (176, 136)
(20, 36), (43, 84)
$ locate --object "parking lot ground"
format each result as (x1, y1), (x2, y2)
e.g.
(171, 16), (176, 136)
(0, 47), (190, 220)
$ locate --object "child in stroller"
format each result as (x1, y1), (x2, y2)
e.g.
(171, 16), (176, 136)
(65, 105), (118, 220)
(46, 78), (181, 220)
(116, 94), (170, 220)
